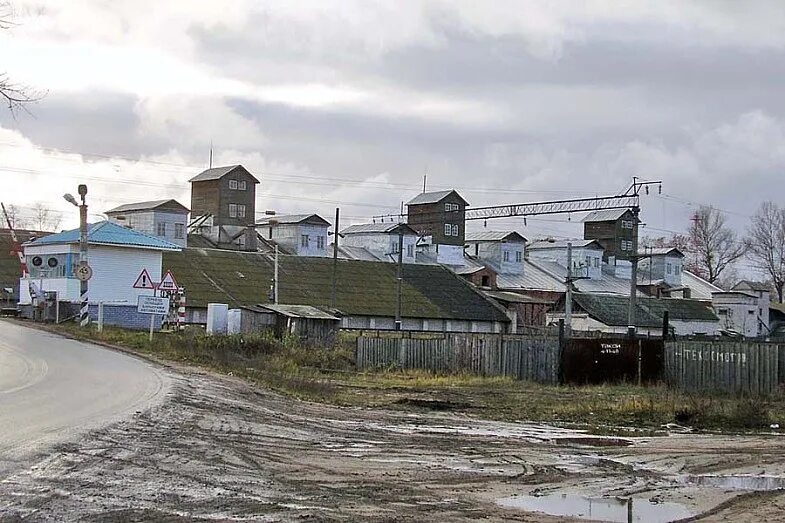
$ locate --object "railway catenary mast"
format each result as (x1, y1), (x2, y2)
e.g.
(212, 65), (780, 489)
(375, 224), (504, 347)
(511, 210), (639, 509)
(375, 178), (662, 336)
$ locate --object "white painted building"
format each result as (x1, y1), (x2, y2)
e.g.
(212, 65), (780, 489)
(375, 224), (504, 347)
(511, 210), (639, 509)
(638, 247), (685, 286)
(20, 221), (181, 306)
(256, 214), (331, 257)
(340, 223), (418, 263)
(713, 289), (770, 338)
(527, 239), (604, 280)
(465, 231), (526, 275)
(106, 199), (190, 248)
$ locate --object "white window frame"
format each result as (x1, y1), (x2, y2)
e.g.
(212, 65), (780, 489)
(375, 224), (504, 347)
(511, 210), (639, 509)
(238, 180), (247, 191)
(317, 236), (325, 249)
(451, 224), (458, 236)
(237, 204), (246, 218)
(174, 223), (185, 239)
(621, 220), (633, 229)
(503, 251), (510, 262)
(156, 222), (166, 236)
(515, 251), (522, 262)
(444, 223), (452, 236)
(228, 204), (238, 218)
(444, 203), (451, 211)
(229, 179), (238, 190)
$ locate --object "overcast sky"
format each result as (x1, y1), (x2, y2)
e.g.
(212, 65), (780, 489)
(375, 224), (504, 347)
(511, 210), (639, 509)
(2, 0), (784, 267)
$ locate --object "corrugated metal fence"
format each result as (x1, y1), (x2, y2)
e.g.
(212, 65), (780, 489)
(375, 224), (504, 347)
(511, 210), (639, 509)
(665, 341), (782, 395)
(356, 334), (559, 384)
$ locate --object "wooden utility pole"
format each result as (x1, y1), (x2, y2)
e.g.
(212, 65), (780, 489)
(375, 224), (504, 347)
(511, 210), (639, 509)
(331, 207), (339, 309)
(395, 226), (404, 330)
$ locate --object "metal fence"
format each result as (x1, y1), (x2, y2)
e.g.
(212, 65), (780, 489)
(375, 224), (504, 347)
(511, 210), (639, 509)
(356, 333), (559, 384)
(665, 341), (782, 395)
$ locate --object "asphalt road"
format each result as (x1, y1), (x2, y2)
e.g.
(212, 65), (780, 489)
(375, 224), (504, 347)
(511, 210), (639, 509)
(0, 320), (170, 475)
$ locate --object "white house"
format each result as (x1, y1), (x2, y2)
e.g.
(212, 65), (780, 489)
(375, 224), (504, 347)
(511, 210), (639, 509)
(713, 287), (770, 338)
(20, 221), (181, 328)
(465, 231), (526, 275)
(256, 214), (331, 257)
(105, 199), (190, 248)
(340, 223), (418, 263)
(638, 247), (685, 286)
(527, 239), (604, 280)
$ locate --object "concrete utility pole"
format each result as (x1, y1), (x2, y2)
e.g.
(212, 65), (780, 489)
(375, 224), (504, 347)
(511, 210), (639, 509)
(565, 242), (573, 336)
(274, 245), (279, 305)
(395, 226), (404, 331)
(627, 206), (640, 338)
(331, 207), (339, 309)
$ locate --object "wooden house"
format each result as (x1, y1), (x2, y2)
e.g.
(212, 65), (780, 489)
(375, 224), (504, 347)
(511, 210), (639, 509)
(582, 209), (637, 262)
(190, 165), (259, 227)
(106, 199), (190, 248)
(406, 190), (468, 265)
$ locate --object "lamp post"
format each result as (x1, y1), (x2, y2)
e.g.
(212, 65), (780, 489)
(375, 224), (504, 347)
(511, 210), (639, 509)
(64, 184), (90, 327)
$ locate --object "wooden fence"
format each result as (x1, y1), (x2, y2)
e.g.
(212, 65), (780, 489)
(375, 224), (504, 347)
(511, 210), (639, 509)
(356, 333), (559, 384)
(665, 341), (782, 395)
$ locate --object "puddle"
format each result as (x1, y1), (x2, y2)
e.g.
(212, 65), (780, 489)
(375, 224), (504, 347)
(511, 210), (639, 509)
(683, 474), (785, 491)
(498, 492), (692, 523)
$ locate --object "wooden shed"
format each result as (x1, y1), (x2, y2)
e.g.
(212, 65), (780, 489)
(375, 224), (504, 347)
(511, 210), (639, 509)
(243, 304), (340, 344)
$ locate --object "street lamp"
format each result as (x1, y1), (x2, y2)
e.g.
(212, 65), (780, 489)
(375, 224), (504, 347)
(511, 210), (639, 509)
(63, 184), (90, 327)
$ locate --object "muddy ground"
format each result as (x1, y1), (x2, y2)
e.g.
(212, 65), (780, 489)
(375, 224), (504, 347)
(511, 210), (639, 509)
(2, 360), (785, 522)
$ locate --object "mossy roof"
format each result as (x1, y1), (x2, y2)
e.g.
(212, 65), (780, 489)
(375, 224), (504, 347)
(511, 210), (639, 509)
(571, 292), (718, 328)
(163, 248), (509, 322)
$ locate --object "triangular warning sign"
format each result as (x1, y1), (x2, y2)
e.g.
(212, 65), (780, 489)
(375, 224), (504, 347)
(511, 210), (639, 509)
(158, 270), (179, 291)
(133, 268), (157, 289)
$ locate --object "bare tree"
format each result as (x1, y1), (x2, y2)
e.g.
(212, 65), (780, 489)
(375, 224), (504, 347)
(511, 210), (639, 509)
(683, 206), (745, 284)
(1, 203), (27, 229)
(1, 2), (40, 115)
(30, 202), (62, 231)
(747, 201), (785, 302)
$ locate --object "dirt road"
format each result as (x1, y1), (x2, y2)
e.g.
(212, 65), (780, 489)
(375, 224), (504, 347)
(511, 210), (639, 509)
(2, 328), (785, 521)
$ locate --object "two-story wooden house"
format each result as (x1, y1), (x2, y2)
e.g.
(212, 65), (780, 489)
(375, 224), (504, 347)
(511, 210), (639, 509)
(582, 209), (637, 262)
(190, 165), (259, 227)
(406, 189), (468, 265)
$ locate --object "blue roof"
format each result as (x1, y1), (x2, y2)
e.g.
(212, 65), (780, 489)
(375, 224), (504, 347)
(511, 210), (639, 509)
(26, 221), (181, 251)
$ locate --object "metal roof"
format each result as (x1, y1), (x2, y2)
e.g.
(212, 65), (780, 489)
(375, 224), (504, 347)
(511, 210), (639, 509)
(254, 304), (340, 320)
(256, 214), (330, 226)
(483, 290), (552, 304)
(406, 190), (468, 206)
(465, 231), (527, 243)
(638, 247), (684, 257)
(528, 239), (603, 250)
(189, 165), (260, 183)
(106, 199), (189, 214)
(571, 292), (718, 327)
(26, 221), (181, 251)
(681, 271), (722, 300)
(733, 280), (772, 293)
(341, 223), (417, 235)
(581, 209), (632, 223)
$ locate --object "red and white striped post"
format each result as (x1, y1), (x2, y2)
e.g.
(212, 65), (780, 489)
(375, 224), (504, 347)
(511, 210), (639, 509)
(177, 287), (186, 331)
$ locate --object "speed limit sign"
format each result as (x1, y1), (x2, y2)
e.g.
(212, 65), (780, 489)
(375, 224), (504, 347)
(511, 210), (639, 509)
(75, 262), (93, 282)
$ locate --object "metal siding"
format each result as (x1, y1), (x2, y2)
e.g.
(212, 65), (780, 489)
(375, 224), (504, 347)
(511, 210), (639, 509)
(87, 247), (163, 304)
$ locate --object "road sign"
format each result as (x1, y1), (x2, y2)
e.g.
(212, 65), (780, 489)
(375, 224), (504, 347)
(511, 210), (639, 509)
(75, 262), (93, 282)
(137, 295), (169, 315)
(133, 268), (156, 289)
(158, 270), (178, 292)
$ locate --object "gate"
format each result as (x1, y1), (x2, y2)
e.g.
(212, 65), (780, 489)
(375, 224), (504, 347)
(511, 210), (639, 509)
(562, 338), (664, 385)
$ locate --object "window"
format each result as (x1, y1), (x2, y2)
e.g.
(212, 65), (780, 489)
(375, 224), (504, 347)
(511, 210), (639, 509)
(585, 256), (591, 268)
(452, 224), (459, 236)
(156, 222), (166, 236)
(301, 234), (309, 248)
(666, 263), (672, 274)
(621, 220), (634, 229)
(392, 240), (400, 253)
(444, 203), (459, 211)
(515, 251), (522, 262)
(237, 205), (246, 218)
(229, 179), (238, 190)
(238, 180), (247, 191)
(503, 251), (510, 262)
(444, 203), (451, 211)
(481, 275), (490, 287)
(594, 257), (599, 268)
(317, 236), (325, 249)
(620, 239), (630, 251)
(444, 223), (452, 236)
(675, 265), (681, 275)
(407, 244), (414, 257)
(174, 223), (185, 239)
(229, 204), (238, 218)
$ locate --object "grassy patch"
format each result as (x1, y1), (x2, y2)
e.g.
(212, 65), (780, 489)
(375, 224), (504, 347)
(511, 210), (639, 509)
(44, 322), (785, 432)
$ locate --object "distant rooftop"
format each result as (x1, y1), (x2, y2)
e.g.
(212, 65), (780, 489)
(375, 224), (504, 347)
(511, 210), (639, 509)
(465, 231), (526, 243)
(639, 247), (684, 257)
(256, 214), (330, 226)
(27, 221), (181, 251)
(106, 199), (189, 214)
(189, 165), (260, 184)
(341, 223), (417, 235)
(528, 239), (603, 250)
(582, 209), (633, 223)
(406, 189), (468, 206)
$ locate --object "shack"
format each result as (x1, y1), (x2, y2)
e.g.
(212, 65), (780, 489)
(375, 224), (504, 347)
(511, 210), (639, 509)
(232, 304), (340, 344)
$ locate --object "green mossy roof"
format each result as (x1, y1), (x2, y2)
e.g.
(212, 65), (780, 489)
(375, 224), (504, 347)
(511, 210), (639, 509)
(163, 248), (509, 322)
(572, 292), (718, 328)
